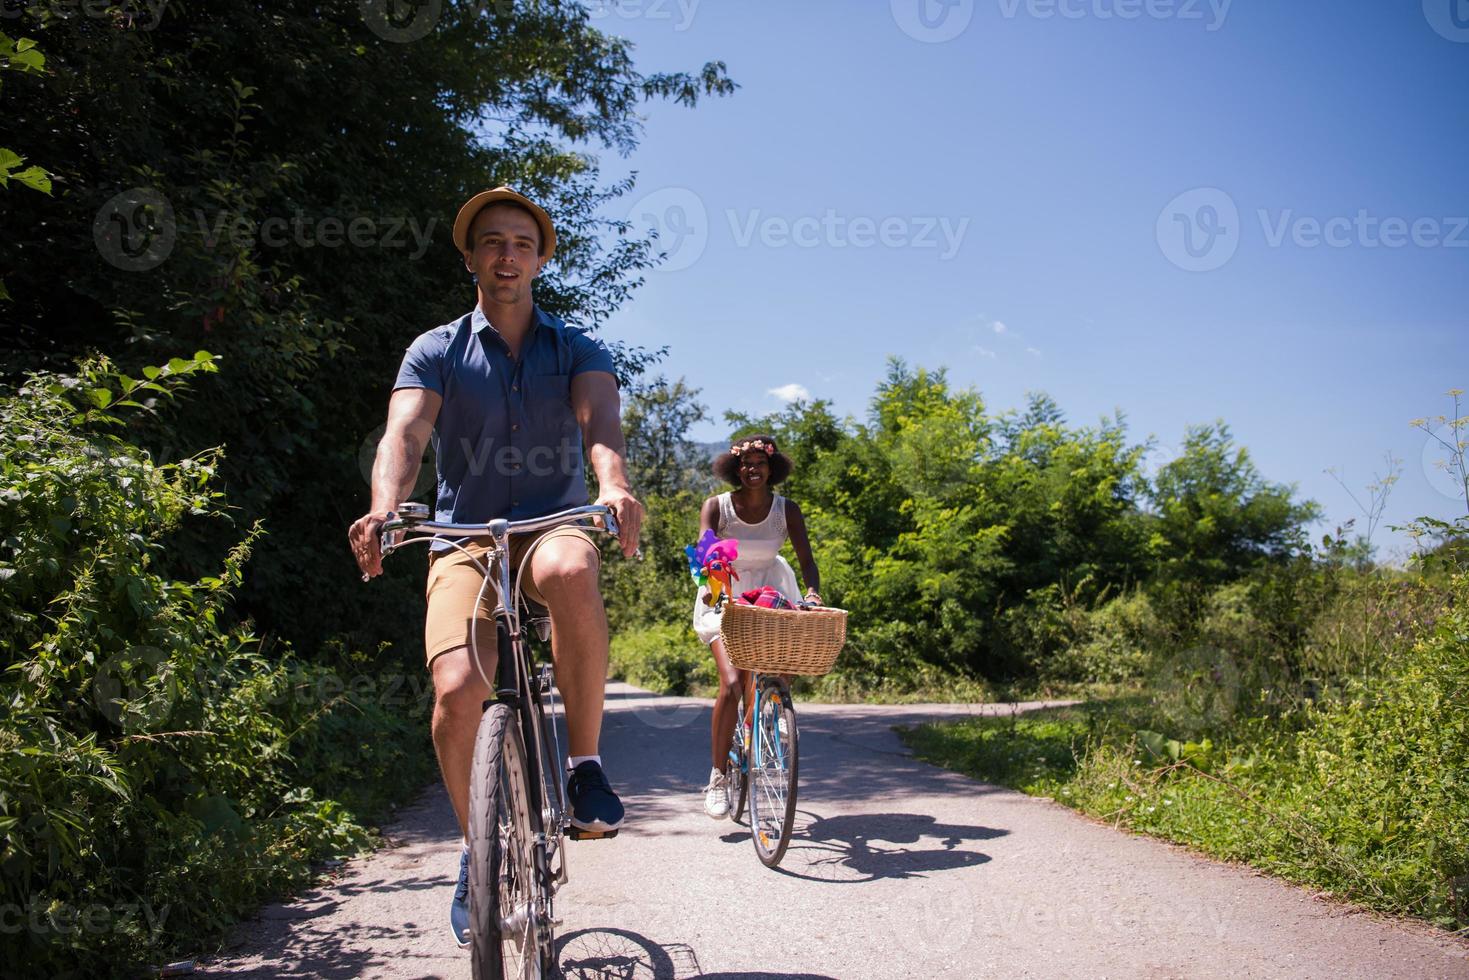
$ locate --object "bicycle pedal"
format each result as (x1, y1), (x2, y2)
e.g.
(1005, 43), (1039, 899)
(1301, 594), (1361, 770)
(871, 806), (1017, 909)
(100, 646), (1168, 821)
(566, 827), (619, 841)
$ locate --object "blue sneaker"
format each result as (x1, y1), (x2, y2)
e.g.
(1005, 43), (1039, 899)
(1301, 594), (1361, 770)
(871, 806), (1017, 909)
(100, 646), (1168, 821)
(567, 760), (624, 838)
(449, 845), (470, 948)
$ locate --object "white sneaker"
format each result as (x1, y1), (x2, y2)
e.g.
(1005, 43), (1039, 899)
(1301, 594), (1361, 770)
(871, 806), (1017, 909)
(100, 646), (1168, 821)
(703, 767), (729, 820)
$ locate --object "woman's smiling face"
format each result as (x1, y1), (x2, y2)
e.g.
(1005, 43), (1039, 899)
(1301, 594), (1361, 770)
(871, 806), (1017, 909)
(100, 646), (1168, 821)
(738, 450), (771, 489)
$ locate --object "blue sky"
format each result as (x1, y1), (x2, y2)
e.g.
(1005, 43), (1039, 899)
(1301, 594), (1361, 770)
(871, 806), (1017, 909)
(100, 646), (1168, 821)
(584, 0), (1468, 558)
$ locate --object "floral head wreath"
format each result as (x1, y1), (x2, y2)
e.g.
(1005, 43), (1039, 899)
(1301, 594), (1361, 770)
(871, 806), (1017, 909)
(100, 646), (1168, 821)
(731, 438), (777, 456)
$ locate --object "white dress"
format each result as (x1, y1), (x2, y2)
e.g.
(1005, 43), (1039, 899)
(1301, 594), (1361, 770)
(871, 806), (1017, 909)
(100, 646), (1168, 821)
(692, 492), (802, 645)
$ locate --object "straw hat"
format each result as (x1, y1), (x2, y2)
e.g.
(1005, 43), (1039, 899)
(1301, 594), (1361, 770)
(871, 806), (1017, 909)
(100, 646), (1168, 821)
(452, 185), (556, 258)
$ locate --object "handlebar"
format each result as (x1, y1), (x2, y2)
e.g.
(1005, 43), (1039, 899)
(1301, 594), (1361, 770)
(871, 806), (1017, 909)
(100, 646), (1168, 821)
(379, 502), (619, 545)
(365, 503), (633, 581)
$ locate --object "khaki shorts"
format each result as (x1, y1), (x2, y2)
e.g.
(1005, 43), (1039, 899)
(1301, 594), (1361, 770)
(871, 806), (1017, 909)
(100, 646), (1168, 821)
(423, 525), (598, 665)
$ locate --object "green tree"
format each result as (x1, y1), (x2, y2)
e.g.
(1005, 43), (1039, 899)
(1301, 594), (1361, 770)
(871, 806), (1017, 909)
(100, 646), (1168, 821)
(623, 376), (712, 498)
(0, 1), (733, 653)
(1149, 422), (1319, 585)
(0, 30), (51, 301)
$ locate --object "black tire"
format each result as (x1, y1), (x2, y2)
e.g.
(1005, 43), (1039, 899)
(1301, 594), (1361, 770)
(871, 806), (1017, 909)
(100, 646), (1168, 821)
(747, 679), (798, 868)
(726, 694), (749, 823)
(469, 703), (543, 979)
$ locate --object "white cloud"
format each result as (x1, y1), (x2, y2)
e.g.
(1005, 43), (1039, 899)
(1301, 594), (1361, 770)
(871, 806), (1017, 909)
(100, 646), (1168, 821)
(975, 346), (997, 359)
(768, 383), (811, 403)
(992, 320), (1007, 334)
(1026, 347), (1042, 357)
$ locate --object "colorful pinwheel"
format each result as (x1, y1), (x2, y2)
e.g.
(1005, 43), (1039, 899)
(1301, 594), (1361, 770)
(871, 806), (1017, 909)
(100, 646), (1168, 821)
(685, 529), (740, 609)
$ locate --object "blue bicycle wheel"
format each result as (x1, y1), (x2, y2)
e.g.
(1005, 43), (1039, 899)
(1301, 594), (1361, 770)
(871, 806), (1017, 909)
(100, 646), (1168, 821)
(747, 678), (798, 867)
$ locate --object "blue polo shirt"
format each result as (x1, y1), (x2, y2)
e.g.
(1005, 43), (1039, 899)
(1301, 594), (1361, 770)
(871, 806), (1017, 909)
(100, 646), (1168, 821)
(393, 306), (616, 536)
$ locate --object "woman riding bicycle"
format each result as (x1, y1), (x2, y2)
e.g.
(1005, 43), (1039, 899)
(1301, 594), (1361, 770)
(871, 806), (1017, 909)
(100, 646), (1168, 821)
(693, 435), (821, 819)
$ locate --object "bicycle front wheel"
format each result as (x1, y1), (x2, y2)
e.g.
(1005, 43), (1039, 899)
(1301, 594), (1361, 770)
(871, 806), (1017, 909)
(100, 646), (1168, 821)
(748, 678), (798, 868)
(469, 703), (545, 979)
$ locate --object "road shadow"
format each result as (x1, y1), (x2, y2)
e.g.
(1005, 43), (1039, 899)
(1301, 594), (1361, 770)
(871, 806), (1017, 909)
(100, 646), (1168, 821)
(720, 808), (1003, 884)
(556, 926), (837, 979)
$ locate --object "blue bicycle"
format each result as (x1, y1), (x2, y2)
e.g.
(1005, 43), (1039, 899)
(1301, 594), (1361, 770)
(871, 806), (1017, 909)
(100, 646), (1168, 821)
(725, 672), (799, 867)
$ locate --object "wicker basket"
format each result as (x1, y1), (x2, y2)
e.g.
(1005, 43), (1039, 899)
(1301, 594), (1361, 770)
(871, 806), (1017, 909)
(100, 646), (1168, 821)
(720, 602), (848, 676)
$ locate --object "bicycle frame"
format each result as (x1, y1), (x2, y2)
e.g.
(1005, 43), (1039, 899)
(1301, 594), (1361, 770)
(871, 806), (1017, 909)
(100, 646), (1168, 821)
(379, 503), (621, 895)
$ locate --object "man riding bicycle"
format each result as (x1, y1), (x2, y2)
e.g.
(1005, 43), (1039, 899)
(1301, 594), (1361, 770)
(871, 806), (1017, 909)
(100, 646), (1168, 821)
(347, 186), (643, 947)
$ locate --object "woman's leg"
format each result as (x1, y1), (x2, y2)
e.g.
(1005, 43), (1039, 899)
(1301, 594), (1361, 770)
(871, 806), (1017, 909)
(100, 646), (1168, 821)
(709, 637), (748, 771)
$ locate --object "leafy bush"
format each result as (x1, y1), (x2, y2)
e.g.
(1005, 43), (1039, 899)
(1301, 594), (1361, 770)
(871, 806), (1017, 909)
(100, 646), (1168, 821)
(905, 567), (1469, 930)
(0, 359), (433, 977)
(608, 623), (715, 697)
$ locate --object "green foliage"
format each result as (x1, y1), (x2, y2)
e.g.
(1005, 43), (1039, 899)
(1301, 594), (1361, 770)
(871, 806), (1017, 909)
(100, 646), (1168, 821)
(719, 360), (1315, 688)
(1148, 422), (1320, 587)
(0, 0), (732, 657)
(608, 623), (715, 697)
(904, 567), (1469, 931)
(601, 378), (715, 635)
(0, 361), (433, 976)
(0, 31), (52, 302)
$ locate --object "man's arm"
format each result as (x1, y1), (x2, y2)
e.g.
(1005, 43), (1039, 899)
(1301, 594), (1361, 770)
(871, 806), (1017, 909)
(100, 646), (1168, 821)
(571, 371), (643, 557)
(349, 387), (441, 578)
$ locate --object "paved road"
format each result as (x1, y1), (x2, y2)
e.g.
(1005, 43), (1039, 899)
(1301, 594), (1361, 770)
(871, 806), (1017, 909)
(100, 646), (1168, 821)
(202, 683), (1469, 979)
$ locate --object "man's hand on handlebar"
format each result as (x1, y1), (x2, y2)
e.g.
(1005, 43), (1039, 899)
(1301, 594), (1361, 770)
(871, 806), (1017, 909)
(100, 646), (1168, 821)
(596, 486), (644, 559)
(349, 510), (391, 579)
